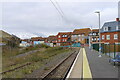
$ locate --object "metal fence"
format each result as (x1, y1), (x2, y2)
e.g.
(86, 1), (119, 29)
(92, 43), (120, 58)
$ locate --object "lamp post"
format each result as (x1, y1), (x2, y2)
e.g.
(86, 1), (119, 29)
(95, 11), (102, 57)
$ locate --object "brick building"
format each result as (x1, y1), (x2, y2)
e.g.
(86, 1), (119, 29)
(71, 28), (91, 44)
(89, 29), (99, 44)
(31, 37), (45, 45)
(101, 18), (120, 44)
(45, 35), (57, 47)
(56, 32), (72, 46)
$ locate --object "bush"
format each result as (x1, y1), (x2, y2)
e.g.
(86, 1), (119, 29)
(40, 44), (49, 48)
(28, 55), (43, 62)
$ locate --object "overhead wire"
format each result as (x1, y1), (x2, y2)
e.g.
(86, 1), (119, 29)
(49, 0), (64, 19)
(50, 0), (76, 28)
(53, 0), (64, 16)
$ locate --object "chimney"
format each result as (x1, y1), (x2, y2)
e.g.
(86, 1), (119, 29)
(116, 18), (119, 21)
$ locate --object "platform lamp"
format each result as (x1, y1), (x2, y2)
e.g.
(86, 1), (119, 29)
(95, 11), (102, 57)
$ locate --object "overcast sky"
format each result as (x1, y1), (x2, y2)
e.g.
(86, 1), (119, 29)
(1, 0), (119, 39)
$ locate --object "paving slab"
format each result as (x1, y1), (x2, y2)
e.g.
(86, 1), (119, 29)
(85, 47), (119, 79)
(66, 48), (83, 80)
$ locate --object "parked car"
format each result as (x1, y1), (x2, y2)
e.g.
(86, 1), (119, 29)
(109, 55), (120, 66)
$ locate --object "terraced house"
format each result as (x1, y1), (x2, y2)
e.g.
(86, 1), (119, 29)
(56, 32), (72, 46)
(101, 18), (120, 55)
(89, 29), (99, 44)
(101, 18), (120, 44)
(71, 28), (91, 45)
(31, 37), (45, 45)
(45, 35), (57, 47)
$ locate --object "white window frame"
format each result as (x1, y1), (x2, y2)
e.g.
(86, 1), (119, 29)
(93, 33), (96, 35)
(102, 35), (104, 40)
(65, 35), (67, 37)
(106, 35), (110, 40)
(97, 38), (99, 41)
(58, 35), (61, 38)
(104, 27), (108, 31)
(116, 26), (120, 30)
(94, 38), (96, 40)
(92, 38), (94, 41)
(114, 34), (118, 40)
(58, 39), (61, 42)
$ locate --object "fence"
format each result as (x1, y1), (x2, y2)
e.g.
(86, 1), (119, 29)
(92, 43), (120, 58)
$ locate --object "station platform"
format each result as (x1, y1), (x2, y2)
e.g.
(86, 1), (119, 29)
(66, 47), (119, 80)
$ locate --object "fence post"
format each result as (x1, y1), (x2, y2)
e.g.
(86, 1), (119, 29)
(105, 44), (106, 55)
(109, 44), (110, 57)
(114, 43), (116, 58)
(103, 44), (104, 54)
(101, 44), (103, 54)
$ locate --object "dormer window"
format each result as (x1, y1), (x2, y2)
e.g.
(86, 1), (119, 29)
(104, 27), (108, 31)
(108, 27), (111, 30)
(116, 26), (120, 30)
(104, 27), (111, 31)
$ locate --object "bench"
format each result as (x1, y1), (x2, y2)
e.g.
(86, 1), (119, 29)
(109, 55), (120, 66)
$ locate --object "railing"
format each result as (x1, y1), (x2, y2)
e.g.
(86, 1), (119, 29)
(92, 43), (120, 58)
(101, 43), (120, 58)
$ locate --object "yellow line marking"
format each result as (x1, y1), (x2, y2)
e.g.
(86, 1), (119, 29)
(83, 48), (92, 79)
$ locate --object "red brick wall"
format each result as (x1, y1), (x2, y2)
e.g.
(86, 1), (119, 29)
(101, 31), (120, 44)
(57, 33), (68, 43)
(119, 32), (120, 42)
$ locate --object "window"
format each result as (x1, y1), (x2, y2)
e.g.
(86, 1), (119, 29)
(58, 35), (61, 38)
(62, 35), (67, 37)
(98, 38), (99, 41)
(104, 27), (108, 31)
(89, 33), (92, 36)
(78, 38), (80, 41)
(94, 38), (96, 40)
(92, 38), (94, 41)
(92, 38), (95, 42)
(58, 39), (61, 42)
(102, 35), (104, 40)
(93, 33), (96, 35)
(114, 34), (118, 40)
(82, 34), (84, 36)
(73, 35), (78, 37)
(108, 27), (111, 30)
(104, 27), (111, 31)
(65, 39), (67, 42)
(116, 26), (120, 30)
(106, 35), (110, 40)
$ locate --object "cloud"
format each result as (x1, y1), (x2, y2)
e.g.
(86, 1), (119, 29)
(1, 0), (119, 2)
(1, 1), (118, 39)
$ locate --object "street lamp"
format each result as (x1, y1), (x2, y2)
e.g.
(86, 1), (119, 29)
(95, 11), (102, 57)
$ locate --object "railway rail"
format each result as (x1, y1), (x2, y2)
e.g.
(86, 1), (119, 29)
(42, 48), (79, 80)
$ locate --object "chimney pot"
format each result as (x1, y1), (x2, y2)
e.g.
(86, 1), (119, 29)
(116, 18), (119, 21)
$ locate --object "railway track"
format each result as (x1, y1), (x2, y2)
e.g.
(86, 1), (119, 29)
(42, 48), (79, 80)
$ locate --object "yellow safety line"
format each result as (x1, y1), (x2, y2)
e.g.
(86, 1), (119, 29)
(83, 48), (92, 80)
